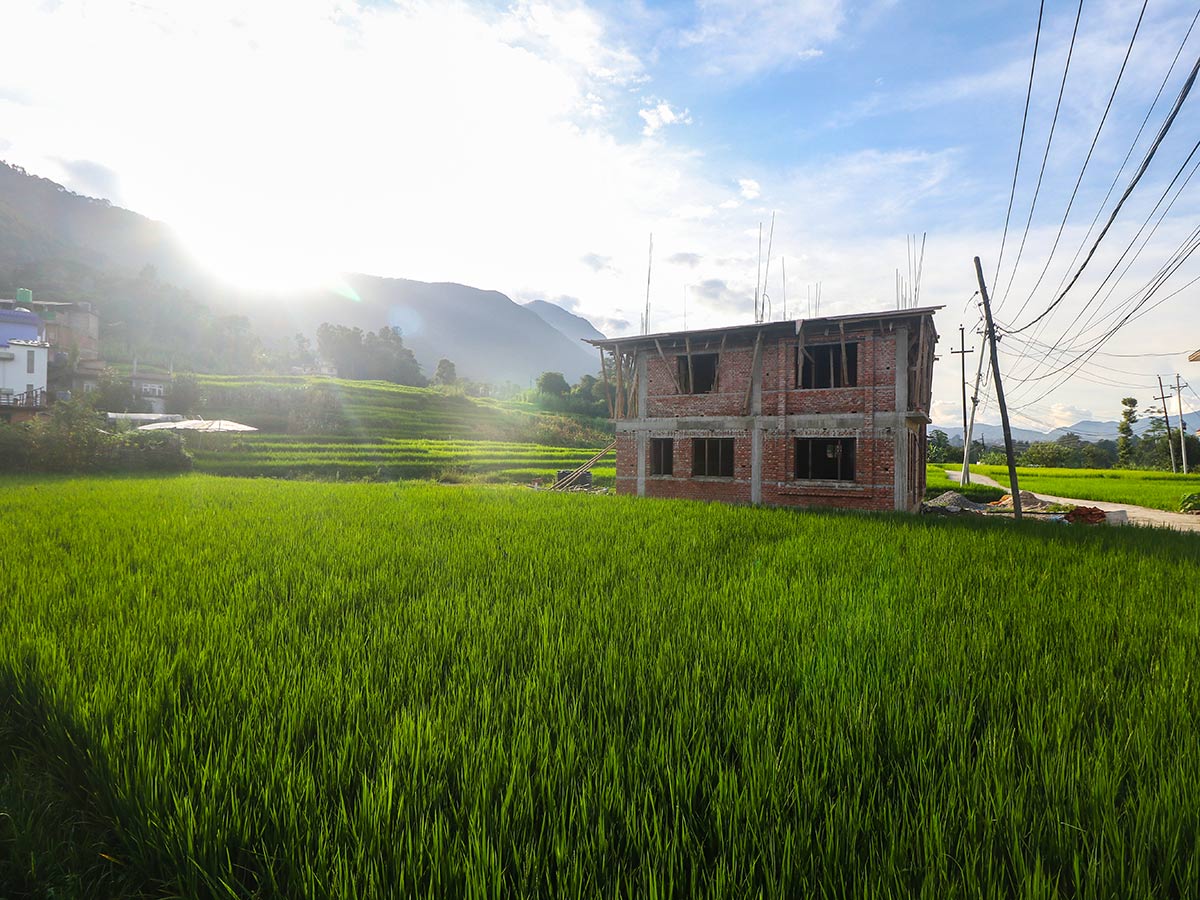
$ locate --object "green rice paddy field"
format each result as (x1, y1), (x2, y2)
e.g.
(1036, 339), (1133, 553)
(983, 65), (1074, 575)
(190, 436), (616, 485)
(2, 476), (1199, 898)
(946, 465), (1200, 513)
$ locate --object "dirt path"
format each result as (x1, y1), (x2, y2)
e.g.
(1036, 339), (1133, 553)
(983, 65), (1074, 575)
(946, 471), (1200, 534)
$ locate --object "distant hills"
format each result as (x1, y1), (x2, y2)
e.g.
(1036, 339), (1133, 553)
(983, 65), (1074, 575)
(0, 161), (603, 382)
(934, 414), (1199, 446)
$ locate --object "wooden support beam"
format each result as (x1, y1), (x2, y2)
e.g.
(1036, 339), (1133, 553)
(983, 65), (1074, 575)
(627, 357), (639, 418)
(839, 322), (849, 387)
(796, 327), (807, 389)
(743, 329), (763, 415)
(714, 333), (727, 392)
(598, 347), (614, 418)
(553, 440), (617, 490)
(914, 317), (928, 412)
(655, 338), (682, 394)
(684, 335), (695, 395)
(614, 342), (624, 419)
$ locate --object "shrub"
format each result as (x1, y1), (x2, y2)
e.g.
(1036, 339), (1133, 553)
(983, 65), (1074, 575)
(1181, 492), (1200, 513)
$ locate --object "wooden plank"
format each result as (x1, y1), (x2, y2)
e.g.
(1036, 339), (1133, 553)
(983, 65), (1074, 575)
(714, 333), (728, 392)
(684, 335), (695, 395)
(614, 342), (624, 419)
(553, 440), (617, 490)
(655, 338), (682, 394)
(743, 329), (763, 415)
(796, 327), (806, 389)
(598, 347), (614, 418)
(914, 317), (928, 412)
(839, 322), (850, 387)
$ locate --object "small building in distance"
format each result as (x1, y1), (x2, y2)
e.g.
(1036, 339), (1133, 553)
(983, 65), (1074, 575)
(588, 307), (941, 513)
(131, 368), (171, 415)
(0, 300), (49, 423)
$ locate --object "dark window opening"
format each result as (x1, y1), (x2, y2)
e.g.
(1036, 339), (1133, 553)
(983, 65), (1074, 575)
(796, 342), (858, 388)
(692, 437), (735, 477)
(650, 437), (674, 476)
(678, 353), (719, 393)
(795, 438), (856, 481)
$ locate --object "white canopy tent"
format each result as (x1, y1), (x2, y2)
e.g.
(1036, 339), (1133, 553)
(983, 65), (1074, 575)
(137, 419), (258, 433)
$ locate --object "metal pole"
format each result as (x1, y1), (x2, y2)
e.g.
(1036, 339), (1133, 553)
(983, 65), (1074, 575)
(950, 326), (973, 475)
(1157, 375), (1177, 473)
(1177, 374), (1190, 474)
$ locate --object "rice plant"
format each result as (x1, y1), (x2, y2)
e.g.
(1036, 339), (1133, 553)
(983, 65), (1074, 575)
(1, 476), (1198, 898)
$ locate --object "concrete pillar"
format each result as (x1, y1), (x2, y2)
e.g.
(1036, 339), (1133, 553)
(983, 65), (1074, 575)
(751, 426), (763, 504)
(894, 326), (909, 511)
(636, 430), (647, 497)
(751, 336), (764, 503)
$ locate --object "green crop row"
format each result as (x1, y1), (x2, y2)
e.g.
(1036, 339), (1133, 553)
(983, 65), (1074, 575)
(946, 464), (1200, 512)
(2, 476), (1198, 898)
(189, 437), (615, 485)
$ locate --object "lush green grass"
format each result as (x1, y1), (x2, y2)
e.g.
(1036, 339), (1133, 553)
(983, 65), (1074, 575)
(947, 464), (1200, 513)
(196, 375), (609, 445)
(924, 465), (1006, 504)
(2, 476), (1199, 898)
(190, 436), (615, 485)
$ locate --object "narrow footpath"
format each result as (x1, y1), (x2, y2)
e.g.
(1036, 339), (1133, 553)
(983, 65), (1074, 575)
(946, 471), (1200, 534)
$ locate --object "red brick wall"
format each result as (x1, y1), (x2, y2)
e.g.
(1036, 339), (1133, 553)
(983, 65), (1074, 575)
(615, 321), (930, 512)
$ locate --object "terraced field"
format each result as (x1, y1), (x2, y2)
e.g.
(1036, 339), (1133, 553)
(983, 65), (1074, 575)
(192, 435), (615, 484)
(196, 375), (608, 445)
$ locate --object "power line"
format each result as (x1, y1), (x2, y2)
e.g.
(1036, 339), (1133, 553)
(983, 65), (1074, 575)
(1008, 50), (1200, 335)
(993, 0), (1046, 291)
(1001, 0), (1149, 325)
(995, 0), (1086, 312)
(1000, 7), (1200, 389)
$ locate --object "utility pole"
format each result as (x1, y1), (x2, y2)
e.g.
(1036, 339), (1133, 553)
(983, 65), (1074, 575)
(960, 333), (987, 486)
(1177, 374), (1190, 474)
(1156, 375), (1177, 473)
(950, 326), (973, 473)
(974, 257), (1022, 519)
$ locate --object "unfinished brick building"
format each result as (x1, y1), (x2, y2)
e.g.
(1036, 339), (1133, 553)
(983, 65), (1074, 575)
(588, 307), (941, 512)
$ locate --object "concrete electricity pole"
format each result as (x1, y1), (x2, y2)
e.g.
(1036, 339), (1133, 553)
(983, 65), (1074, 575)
(1156, 375), (1177, 474)
(974, 257), (1021, 519)
(950, 326), (973, 472)
(1176, 373), (1190, 475)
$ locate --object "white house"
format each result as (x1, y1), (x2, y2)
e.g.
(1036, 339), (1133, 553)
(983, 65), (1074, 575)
(0, 339), (49, 420)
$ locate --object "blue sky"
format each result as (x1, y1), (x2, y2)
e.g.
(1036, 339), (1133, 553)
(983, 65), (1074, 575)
(2, 0), (1199, 428)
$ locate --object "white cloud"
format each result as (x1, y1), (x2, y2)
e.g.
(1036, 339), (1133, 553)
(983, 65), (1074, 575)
(638, 99), (692, 136)
(680, 0), (840, 79)
(737, 178), (761, 199)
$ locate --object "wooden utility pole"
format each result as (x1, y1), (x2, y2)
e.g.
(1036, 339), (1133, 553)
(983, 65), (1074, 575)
(1176, 374), (1190, 475)
(974, 257), (1022, 519)
(950, 325), (973, 472)
(1156, 375), (1177, 473)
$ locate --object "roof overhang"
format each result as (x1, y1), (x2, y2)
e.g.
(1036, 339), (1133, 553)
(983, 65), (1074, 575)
(1190, 348), (1200, 362)
(585, 305), (945, 350)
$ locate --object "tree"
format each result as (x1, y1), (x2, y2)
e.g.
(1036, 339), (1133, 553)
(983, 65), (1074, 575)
(29, 397), (107, 471)
(1117, 397), (1138, 467)
(294, 333), (316, 368)
(927, 429), (954, 463)
(93, 368), (147, 413)
(1020, 441), (1074, 468)
(433, 358), (458, 386)
(166, 373), (202, 415)
(316, 323), (425, 386)
(536, 371), (570, 397)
